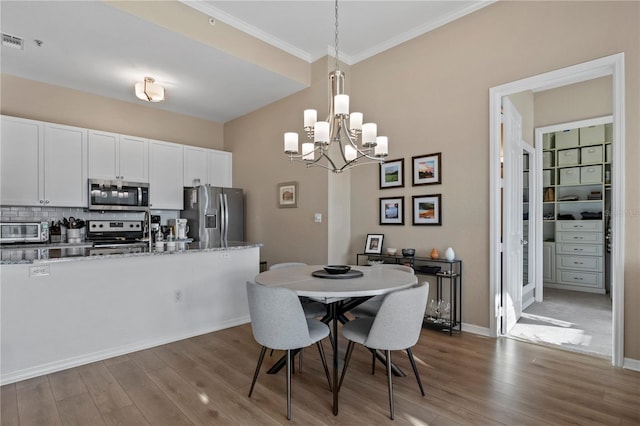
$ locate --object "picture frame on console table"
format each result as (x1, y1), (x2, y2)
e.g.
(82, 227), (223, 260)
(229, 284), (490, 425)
(364, 234), (384, 254)
(379, 196), (404, 225)
(412, 152), (441, 186)
(412, 194), (442, 226)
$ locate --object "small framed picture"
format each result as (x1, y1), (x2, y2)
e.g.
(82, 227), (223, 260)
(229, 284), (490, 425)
(412, 194), (442, 226)
(380, 197), (404, 225)
(412, 153), (441, 186)
(364, 234), (384, 254)
(278, 181), (298, 208)
(379, 158), (404, 189)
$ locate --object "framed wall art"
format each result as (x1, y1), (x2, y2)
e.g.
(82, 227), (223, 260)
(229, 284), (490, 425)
(379, 196), (404, 225)
(379, 158), (404, 189)
(412, 194), (442, 226)
(364, 233), (384, 254)
(412, 152), (441, 186)
(277, 181), (298, 208)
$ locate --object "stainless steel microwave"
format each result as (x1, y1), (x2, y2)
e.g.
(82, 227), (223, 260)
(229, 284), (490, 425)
(88, 179), (150, 211)
(0, 221), (49, 243)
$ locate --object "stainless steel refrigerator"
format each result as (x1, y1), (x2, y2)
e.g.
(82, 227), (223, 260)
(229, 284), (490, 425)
(181, 186), (244, 245)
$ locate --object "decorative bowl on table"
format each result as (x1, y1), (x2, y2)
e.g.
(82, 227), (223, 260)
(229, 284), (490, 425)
(402, 248), (415, 257)
(367, 259), (385, 266)
(386, 248), (398, 255)
(323, 265), (351, 275)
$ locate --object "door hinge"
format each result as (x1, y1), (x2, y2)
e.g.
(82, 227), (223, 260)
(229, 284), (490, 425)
(496, 306), (503, 318)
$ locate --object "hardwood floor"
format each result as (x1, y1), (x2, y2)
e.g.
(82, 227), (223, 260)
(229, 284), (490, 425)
(2, 324), (638, 425)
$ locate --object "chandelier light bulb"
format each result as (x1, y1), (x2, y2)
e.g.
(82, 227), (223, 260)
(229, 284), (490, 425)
(349, 112), (363, 132)
(302, 143), (314, 161)
(314, 121), (330, 144)
(334, 94), (349, 116)
(375, 136), (388, 157)
(362, 123), (377, 147)
(344, 145), (357, 162)
(304, 109), (317, 128)
(284, 132), (299, 154)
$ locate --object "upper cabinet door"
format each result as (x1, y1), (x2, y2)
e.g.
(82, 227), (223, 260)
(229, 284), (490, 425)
(149, 139), (184, 210)
(43, 123), (88, 207)
(88, 130), (119, 180)
(89, 131), (148, 182)
(0, 116), (43, 206)
(208, 150), (232, 188)
(183, 146), (209, 187)
(118, 135), (148, 182)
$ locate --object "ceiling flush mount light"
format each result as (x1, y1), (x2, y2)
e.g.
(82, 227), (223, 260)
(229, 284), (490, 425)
(135, 77), (164, 102)
(284, 0), (388, 173)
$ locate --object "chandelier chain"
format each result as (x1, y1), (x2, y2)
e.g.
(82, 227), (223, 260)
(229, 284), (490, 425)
(334, 0), (339, 70)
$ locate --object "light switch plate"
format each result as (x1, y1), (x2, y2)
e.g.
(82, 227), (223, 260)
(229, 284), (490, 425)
(314, 213), (322, 223)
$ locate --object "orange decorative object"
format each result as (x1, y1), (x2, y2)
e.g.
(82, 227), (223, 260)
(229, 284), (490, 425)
(430, 248), (440, 259)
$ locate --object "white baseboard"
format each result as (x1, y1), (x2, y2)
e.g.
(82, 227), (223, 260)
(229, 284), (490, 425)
(0, 316), (250, 386)
(461, 322), (491, 336)
(623, 357), (640, 372)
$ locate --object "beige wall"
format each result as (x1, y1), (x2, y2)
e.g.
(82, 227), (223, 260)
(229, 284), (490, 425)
(0, 74), (224, 149)
(227, 0), (640, 360)
(224, 59), (332, 266)
(345, 1), (638, 358)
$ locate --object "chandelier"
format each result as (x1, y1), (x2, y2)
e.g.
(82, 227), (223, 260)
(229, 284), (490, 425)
(283, 0), (388, 173)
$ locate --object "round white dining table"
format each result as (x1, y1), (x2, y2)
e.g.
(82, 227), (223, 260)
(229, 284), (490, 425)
(254, 264), (418, 416)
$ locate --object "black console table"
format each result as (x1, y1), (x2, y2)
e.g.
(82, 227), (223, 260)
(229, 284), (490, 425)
(356, 253), (462, 335)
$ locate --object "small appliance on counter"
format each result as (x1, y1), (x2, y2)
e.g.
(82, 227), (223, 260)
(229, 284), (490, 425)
(0, 221), (49, 244)
(169, 218), (189, 240)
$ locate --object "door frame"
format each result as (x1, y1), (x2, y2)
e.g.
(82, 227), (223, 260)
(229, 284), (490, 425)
(489, 53), (625, 366)
(522, 141), (536, 310)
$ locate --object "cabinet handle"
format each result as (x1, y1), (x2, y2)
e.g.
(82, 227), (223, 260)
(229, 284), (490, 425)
(573, 248), (583, 251)
(39, 200), (44, 204)
(573, 262), (584, 265)
(45, 200), (50, 204)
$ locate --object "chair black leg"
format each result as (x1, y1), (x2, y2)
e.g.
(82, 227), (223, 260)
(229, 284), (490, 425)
(249, 346), (267, 398)
(371, 349), (376, 375)
(286, 349), (292, 420)
(316, 341), (332, 391)
(386, 350), (394, 420)
(338, 340), (355, 391)
(299, 348), (303, 372)
(406, 347), (425, 396)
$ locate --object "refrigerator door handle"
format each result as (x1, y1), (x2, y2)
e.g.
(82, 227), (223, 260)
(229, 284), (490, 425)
(219, 193), (225, 242)
(223, 193), (229, 242)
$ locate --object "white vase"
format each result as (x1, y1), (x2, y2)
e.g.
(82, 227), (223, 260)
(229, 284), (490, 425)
(444, 247), (455, 261)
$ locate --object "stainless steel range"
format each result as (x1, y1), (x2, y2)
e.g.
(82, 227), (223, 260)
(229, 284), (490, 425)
(85, 220), (145, 246)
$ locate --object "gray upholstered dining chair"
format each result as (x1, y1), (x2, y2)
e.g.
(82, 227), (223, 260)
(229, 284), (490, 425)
(339, 281), (429, 420)
(246, 281), (332, 420)
(269, 263), (327, 319)
(349, 263), (415, 319)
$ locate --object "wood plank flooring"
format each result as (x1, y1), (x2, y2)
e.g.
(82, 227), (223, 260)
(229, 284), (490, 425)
(2, 324), (639, 425)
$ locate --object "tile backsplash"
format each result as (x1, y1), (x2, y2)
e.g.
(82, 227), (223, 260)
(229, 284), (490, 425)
(0, 206), (178, 226)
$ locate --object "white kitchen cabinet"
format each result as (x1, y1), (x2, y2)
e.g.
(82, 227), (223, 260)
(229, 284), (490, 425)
(208, 150), (232, 188)
(149, 139), (184, 209)
(183, 146), (209, 186)
(88, 130), (148, 182)
(1, 116), (42, 206)
(0, 116), (87, 207)
(183, 146), (232, 188)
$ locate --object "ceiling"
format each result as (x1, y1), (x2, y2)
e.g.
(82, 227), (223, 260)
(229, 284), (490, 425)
(1, 1), (492, 123)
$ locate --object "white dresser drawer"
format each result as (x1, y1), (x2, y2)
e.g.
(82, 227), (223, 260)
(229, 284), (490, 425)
(556, 231), (603, 244)
(556, 255), (603, 272)
(557, 270), (603, 288)
(556, 221), (603, 232)
(555, 243), (603, 256)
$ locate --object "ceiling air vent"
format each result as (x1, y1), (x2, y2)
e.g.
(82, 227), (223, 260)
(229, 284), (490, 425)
(2, 33), (24, 50)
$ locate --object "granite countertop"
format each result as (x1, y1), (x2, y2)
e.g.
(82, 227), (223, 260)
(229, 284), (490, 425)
(0, 241), (263, 265)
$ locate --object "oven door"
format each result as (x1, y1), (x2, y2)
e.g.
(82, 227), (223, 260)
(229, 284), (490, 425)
(88, 179), (149, 211)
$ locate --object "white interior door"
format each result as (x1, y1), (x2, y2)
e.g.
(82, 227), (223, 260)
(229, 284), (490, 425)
(522, 144), (536, 309)
(502, 97), (524, 334)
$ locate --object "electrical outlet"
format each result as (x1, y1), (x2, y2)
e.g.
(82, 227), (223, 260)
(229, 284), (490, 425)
(314, 213), (322, 223)
(174, 289), (182, 302)
(29, 265), (50, 277)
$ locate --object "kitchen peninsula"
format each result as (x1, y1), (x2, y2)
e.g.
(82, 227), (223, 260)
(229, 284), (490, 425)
(0, 242), (260, 385)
